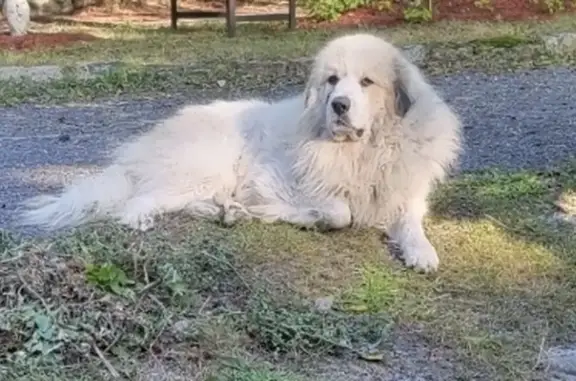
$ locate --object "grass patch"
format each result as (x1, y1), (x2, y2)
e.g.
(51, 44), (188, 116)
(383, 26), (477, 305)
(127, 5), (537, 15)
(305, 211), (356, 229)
(1, 15), (576, 67)
(212, 359), (305, 381)
(1, 37), (575, 106)
(471, 34), (533, 48)
(2, 161), (576, 380)
(1, 15), (576, 106)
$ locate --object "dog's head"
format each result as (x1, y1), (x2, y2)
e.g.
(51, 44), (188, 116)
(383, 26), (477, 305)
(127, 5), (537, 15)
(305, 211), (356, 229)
(303, 33), (413, 143)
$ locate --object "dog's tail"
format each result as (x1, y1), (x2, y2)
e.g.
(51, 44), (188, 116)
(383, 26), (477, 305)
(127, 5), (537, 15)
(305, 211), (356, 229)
(19, 164), (133, 231)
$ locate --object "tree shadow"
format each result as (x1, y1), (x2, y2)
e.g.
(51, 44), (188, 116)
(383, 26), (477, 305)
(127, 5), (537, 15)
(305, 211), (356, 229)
(429, 159), (576, 266)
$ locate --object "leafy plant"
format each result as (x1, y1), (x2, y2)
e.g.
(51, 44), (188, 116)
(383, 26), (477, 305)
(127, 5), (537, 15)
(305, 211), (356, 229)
(403, 0), (433, 23)
(373, 0), (394, 11)
(301, 0), (369, 21)
(532, 0), (565, 13)
(85, 262), (135, 299)
(403, 6), (432, 22)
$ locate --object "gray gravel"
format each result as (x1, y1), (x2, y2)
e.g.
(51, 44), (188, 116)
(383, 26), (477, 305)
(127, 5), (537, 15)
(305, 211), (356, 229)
(1, 67), (576, 236)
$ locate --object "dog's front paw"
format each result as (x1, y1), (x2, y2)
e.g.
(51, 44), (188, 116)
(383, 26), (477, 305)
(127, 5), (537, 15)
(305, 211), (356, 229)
(304, 209), (332, 231)
(401, 239), (439, 273)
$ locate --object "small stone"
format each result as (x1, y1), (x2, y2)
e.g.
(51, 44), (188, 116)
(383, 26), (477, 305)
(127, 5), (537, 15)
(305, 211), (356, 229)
(314, 296), (334, 312)
(58, 134), (71, 142)
(2, 0), (31, 37)
(542, 33), (576, 55)
(216, 80), (226, 87)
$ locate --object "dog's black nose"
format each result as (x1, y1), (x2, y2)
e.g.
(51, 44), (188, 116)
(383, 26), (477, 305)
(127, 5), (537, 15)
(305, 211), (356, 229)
(355, 129), (365, 138)
(331, 96), (351, 116)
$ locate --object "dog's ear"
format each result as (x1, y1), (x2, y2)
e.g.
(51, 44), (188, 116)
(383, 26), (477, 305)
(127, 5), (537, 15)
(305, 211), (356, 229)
(304, 82), (318, 109)
(393, 78), (412, 118)
(392, 55), (413, 118)
(303, 66), (320, 108)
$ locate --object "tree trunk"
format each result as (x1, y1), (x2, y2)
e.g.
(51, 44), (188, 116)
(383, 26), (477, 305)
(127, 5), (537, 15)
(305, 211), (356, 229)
(2, 0), (31, 36)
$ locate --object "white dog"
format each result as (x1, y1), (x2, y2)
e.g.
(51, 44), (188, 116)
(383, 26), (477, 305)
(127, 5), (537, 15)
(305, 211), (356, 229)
(19, 33), (462, 273)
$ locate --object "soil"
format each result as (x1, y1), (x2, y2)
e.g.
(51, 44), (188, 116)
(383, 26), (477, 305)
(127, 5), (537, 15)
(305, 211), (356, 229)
(0, 32), (98, 51)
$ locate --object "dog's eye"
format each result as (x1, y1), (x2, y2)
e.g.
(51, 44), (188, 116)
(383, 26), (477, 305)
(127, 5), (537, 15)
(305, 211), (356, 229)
(327, 75), (339, 85)
(360, 77), (374, 87)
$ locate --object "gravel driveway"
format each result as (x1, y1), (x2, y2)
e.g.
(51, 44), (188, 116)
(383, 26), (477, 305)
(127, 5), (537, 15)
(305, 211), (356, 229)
(1, 67), (576, 235)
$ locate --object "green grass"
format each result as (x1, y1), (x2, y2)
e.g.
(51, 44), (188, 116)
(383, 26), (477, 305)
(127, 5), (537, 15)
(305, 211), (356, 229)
(1, 14), (575, 67)
(213, 360), (305, 381)
(1, 161), (576, 380)
(1, 15), (575, 106)
(1, 34), (575, 106)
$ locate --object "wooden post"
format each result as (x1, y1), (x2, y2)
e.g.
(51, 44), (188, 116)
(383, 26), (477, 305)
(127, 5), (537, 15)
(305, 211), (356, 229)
(225, 0), (237, 38)
(170, 0), (178, 29)
(288, 0), (296, 29)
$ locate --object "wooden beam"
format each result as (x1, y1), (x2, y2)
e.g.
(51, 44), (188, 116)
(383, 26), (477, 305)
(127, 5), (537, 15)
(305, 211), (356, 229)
(169, 0), (298, 36)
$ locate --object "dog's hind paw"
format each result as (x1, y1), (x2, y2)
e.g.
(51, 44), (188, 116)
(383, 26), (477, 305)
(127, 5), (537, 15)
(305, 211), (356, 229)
(222, 204), (252, 226)
(213, 194), (252, 226)
(119, 213), (156, 232)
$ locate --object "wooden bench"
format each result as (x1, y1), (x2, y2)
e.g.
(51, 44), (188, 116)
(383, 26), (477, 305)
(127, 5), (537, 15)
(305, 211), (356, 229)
(170, 0), (297, 37)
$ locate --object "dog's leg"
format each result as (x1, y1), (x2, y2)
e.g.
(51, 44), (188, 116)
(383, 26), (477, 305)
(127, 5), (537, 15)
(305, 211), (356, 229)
(388, 198), (439, 273)
(114, 195), (160, 231)
(248, 197), (352, 231)
(113, 193), (222, 231)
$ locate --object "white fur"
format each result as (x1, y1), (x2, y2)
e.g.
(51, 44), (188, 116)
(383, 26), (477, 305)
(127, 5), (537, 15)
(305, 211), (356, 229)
(18, 33), (462, 273)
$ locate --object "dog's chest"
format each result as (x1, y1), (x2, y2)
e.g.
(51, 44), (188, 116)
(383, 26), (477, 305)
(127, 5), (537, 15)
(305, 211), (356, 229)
(324, 145), (403, 226)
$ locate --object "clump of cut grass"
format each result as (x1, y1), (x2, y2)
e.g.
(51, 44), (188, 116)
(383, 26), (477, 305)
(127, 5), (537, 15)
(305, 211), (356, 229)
(245, 292), (391, 357)
(0, 226), (247, 376)
(0, 219), (393, 380)
(211, 359), (305, 381)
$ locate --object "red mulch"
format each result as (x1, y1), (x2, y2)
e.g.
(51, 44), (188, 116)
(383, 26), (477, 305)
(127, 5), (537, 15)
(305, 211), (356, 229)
(299, 8), (404, 29)
(434, 0), (568, 21)
(299, 0), (575, 29)
(0, 32), (98, 51)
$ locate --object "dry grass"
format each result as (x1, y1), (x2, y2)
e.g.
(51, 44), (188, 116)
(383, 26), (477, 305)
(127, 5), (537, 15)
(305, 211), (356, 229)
(1, 162), (576, 380)
(1, 14), (575, 67)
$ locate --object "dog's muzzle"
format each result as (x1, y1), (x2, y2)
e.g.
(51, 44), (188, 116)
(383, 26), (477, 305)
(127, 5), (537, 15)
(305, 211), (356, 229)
(331, 118), (365, 142)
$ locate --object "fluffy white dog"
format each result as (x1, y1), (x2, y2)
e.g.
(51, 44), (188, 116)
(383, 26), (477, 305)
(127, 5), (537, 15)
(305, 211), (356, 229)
(19, 33), (462, 272)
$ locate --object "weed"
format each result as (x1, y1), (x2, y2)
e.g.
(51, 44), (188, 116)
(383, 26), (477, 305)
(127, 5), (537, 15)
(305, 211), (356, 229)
(85, 262), (135, 299)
